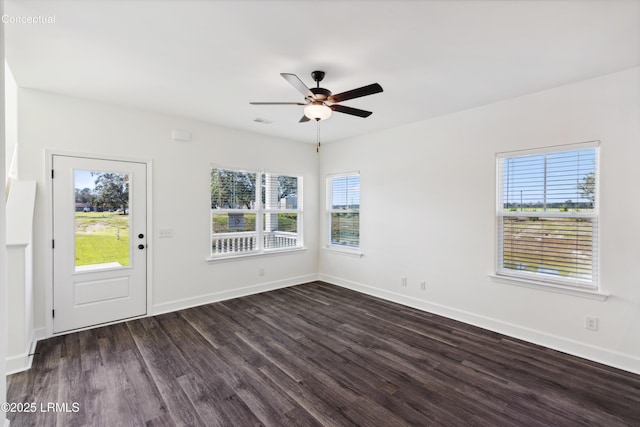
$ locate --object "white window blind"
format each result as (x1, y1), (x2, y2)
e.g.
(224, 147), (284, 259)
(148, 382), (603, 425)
(328, 173), (360, 248)
(211, 167), (303, 257)
(496, 142), (599, 288)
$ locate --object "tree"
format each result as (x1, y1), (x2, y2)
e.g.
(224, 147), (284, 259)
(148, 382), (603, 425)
(277, 176), (298, 201)
(75, 187), (95, 204)
(577, 172), (595, 206)
(92, 173), (129, 212)
(211, 169), (255, 209)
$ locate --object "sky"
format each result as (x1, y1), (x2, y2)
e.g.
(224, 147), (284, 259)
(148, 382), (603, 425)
(502, 148), (596, 206)
(74, 169), (96, 190)
(332, 175), (360, 208)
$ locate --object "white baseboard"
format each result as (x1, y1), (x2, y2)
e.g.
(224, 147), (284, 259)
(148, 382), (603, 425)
(152, 274), (319, 316)
(319, 274), (640, 376)
(6, 328), (45, 375)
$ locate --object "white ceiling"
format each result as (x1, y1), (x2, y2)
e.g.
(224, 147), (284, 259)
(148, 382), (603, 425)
(5, 0), (640, 144)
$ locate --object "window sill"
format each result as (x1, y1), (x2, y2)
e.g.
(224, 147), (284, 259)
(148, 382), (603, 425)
(488, 274), (609, 301)
(207, 247), (306, 262)
(324, 245), (364, 258)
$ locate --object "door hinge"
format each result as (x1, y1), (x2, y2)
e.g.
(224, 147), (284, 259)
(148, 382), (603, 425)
(51, 169), (54, 179)
(52, 309), (55, 318)
(52, 239), (55, 249)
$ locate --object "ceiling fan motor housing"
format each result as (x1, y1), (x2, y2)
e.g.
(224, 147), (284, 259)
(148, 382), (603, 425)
(310, 71), (331, 100)
(310, 87), (332, 100)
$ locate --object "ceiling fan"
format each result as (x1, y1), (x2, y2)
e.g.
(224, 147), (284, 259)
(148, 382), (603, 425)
(250, 71), (383, 122)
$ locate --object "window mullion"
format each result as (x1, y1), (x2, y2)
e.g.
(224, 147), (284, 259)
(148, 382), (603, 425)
(543, 153), (547, 212)
(255, 172), (263, 252)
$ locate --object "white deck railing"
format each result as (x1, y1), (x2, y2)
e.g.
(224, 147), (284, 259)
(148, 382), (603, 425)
(211, 231), (298, 255)
(264, 231), (298, 249)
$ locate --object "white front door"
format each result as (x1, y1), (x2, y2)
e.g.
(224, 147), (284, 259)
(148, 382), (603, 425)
(52, 155), (147, 333)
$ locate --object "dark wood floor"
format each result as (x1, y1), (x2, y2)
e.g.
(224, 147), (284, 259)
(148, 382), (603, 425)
(7, 281), (640, 426)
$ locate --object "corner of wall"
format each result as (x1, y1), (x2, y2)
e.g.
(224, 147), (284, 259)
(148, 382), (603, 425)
(5, 328), (44, 375)
(319, 274), (640, 376)
(152, 273), (320, 315)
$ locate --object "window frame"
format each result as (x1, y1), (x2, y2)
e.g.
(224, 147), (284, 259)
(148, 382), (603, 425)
(495, 141), (600, 290)
(209, 166), (304, 259)
(326, 172), (361, 252)
(262, 172), (304, 252)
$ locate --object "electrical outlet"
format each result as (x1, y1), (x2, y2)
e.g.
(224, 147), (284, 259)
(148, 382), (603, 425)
(401, 277), (407, 287)
(420, 281), (426, 291)
(158, 228), (173, 238)
(585, 316), (598, 331)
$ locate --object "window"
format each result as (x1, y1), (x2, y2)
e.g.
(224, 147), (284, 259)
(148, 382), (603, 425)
(327, 173), (360, 249)
(210, 167), (303, 257)
(496, 142), (599, 289)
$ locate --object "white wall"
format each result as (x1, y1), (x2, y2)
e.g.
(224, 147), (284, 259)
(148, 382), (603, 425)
(12, 67), (640, 375)
(5, 180), (36, 374)
(16, 89), (319, 330)
(1, 0), (9, 420)
(319, 67), (640, 374)
(4, 61), (16, 182)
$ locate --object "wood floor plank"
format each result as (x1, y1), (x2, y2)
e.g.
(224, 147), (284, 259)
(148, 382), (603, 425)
(126, 316), (207, 426)
(257, 364), (358, 426)
(26, 337), (63, 427)
(7, 281), (640, 426)
(185, 315), (313, 426)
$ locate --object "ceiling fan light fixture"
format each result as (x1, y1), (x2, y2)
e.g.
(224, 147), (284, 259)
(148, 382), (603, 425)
(304, 102), (332, 121)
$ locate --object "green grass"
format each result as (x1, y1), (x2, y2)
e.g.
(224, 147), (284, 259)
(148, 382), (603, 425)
(212, 213), (256, 233)
(211, 213), (297, 233)
(331, 213), (359, 246)
(75, 212), (130, 267)
(75, 235), (130, 266)
(273, 214), (297, 232)
(502, 216), (593, 279)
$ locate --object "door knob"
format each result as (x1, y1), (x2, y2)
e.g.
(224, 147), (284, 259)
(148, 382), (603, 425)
(138, 244), (145, 250)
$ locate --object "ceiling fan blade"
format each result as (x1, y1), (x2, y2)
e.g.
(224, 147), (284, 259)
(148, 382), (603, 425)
(281, 73), (315, 99)
(250, 102), (307, 105)
(331, 104), (373, 118)
(299, 115), (310, 123)
(328, 83), (383, 103)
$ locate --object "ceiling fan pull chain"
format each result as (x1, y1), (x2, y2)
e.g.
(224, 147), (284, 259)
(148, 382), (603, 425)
(316, 120), (321, 153)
